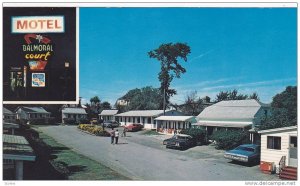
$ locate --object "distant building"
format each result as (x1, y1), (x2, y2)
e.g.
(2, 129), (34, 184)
(115, 110), (183, 130)
(15, 106), (51, 124)
(61, 107), (88, 124)
(116, 99), (129, 106)
(3, 107), (16, 123)
(195, 99), (271, 136)
(99, 109), (119, 121)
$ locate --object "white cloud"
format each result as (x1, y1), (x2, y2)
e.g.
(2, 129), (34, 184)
(190, 49), (214, 62)
(201, 78), (296, 91)
(171, 77), (296, 104)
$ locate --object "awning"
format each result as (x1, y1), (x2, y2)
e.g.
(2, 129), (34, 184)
(3, 122), (20, 129)
(194, 120), (252, 128)
(3, 134), (36, 161)
(154, 116), (196, 122)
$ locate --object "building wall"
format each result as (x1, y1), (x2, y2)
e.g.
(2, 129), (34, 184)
(3, 114), (17, 123)
(16, 109), (28, 120)
(100, 115), (115, 121)
(118, 116), (156, 129)
(260, 129), (297, 168)
(157, 120), (194, 134)
(117, 110), (184, 129)
(62, 113), (87, 123)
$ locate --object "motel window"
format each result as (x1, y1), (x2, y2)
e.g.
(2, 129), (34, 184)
(147, 117), (151, 124)
(133, 117), (136, 123)
(267, 136), (281, 150)
(137, 117), (140, 123)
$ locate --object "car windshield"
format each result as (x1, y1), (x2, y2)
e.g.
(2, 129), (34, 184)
(177, 136), (186, 140)
(235, 146), (255, 152)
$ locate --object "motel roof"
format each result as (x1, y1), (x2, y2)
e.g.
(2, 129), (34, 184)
(115, 110), (176, 117)
(195, 120), (253, 128)
(154, 116), (196, 122)
(197, 99), (269, 120)
(16, 106), (50, 114)
(3, 107), (15, 115)
(3, 134), (36, 161)
(258, 125), (297, 134)
(99, 109), (119, 116)
(62, 107), (87, 114)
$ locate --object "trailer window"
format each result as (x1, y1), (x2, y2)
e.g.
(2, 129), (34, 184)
(267, 136), (281, 150)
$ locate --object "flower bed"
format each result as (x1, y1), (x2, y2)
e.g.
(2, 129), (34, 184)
(77, 124), (110, 137)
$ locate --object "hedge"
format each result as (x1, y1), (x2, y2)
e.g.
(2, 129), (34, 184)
(210, 129), (250, 150)
(180, 128), (207, 145)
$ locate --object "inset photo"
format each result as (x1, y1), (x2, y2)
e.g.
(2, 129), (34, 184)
(3, 7), (78, 103)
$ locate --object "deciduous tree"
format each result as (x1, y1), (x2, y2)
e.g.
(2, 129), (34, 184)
(260, 86), (297, 129)
(148, 43), (191, 112)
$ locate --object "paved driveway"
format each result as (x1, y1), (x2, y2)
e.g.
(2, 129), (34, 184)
(38, 125), (279, 181)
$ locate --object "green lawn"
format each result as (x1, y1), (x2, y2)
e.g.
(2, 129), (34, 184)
(28, 130), (130, 180)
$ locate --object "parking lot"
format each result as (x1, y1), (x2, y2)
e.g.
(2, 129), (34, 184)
(38, 125), (280, 181)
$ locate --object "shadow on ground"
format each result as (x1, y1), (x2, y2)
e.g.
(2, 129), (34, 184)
(227, 160), (259, 167)
(21, 130), (86, 180)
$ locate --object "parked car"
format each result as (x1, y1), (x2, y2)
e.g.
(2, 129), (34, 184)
(166, 134), (196, 150)
(163, 135), (177, 145)
(103, 120), (120, 128)
(224, 144), (260, 164)
(125, 124), (143, 132)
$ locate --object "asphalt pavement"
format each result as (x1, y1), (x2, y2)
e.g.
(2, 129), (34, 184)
(37, 125), (280, 181)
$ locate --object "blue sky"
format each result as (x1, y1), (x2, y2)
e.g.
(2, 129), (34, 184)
(79, 7), (297, 105)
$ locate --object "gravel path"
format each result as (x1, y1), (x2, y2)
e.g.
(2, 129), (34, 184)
(38, 125), (280, 181)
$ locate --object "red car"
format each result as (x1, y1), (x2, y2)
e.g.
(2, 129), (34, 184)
(125, 124), (143, 132)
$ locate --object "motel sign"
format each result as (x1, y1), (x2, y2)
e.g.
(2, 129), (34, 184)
(12, 16), (65, 33)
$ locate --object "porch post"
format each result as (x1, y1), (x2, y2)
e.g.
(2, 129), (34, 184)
(151, 117), (154, 129)
(15, 160), (23, 180)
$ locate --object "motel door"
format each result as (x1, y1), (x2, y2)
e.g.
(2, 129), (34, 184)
(289, 136), (297, 167)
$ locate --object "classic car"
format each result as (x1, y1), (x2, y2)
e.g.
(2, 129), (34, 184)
(163, 135), (177, 145)
(103, 120), (120, 128)
(166, 134), (196, 150)
(224, 144), (261, 164)
(125, 124), (143, 132)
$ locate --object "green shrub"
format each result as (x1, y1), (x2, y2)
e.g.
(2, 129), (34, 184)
(180, 128), (207, 145)
(211, 129), (250, 150)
